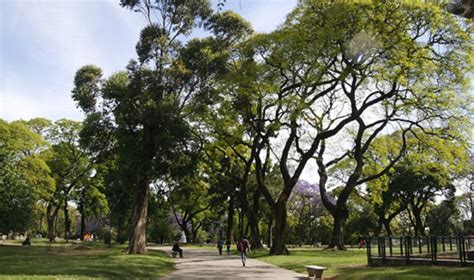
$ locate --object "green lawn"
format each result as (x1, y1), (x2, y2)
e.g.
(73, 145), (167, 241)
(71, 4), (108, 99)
(251, 247), (474, 279)
(0, 242), (173, 279)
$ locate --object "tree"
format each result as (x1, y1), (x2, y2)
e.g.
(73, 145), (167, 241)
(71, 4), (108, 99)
(216, 0), (472, 253)
(46, 119), (92, 242)
(0, 119), (55, 235)
(426, 199), (462, 236)
(0, 150), (35, 234)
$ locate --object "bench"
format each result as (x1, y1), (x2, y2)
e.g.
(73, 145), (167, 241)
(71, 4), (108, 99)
(171, 251), (178, 258)
(305, 265), (327, 280)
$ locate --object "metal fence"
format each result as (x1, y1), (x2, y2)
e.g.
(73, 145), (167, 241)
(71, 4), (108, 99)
(366, 236), (474, 266)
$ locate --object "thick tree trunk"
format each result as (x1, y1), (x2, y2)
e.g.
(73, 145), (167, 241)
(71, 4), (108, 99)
(328, 207), (348, 250)
(374, 216), (383, 236)
(226, 199), (234, 243)
(383, 219), (393, 236)
(249, 217), (262, 249)
(238, 209), (244, 239)
(413, 207), (425, 236)
(126, 176), (149, 254)
(47, 216), (55, 242)
(46, 204), (59, 242)
(179, 220), (192, 243)
(270, 202), (289, 255)
(267, 214), (273, 248)
(64, 196), (70, 243)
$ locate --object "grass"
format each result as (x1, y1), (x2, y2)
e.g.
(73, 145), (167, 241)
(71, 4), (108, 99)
(250, 247), (474, 280)
(0, 241), (173, 279)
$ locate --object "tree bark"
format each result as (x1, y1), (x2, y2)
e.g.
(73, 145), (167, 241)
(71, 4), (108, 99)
(46, 204), (59, 242)
(270, 202), (289, 255)
(328, 207), (348, 250)
(267, 214), (273, 248)
(79, 203), (86, 241)
(64, 196), (70, 243)
(413, 206), (425, 236)
(248, 183), (263, 249)
(226, 198), (234, 243)
(126, 176), (149, 254)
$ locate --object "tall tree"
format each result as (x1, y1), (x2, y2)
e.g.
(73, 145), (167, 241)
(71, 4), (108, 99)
(216, 0), (472, 253)
(72, 1), (252, 253)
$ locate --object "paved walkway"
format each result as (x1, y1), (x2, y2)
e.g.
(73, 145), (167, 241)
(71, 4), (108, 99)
(150, 246), (308, 280)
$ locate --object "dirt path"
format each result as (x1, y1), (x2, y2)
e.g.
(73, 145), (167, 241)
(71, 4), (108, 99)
(150, 246), (308, 279)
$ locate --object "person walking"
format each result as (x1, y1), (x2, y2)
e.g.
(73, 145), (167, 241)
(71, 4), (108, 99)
(237, 237), (250, 267)
(225, 239), (231, 255)
(172, 242), (184, 258)
(217, 239), (224, 255)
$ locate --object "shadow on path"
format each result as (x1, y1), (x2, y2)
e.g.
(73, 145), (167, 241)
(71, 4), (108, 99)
(150, 246), (308, 279)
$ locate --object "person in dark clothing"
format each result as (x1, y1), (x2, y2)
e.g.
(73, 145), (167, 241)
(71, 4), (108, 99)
(217, 239), (224, 255)
(172, 242), (183, 258)
(22, 236), (31, 246)
(237, 237), (250, 266)
(225, 240), (231, 255)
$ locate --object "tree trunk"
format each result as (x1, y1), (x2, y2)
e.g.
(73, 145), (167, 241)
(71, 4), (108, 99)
(267, 214), (273, 248)
(226, 199), (234, 243)
(383, 219), (393, 236)
(79, 204), (86, 241)
(126, 176), (149, 254)
(37, 212), (43, 234)
(374, 216), (383, 236)
(179, 220), (192, 243)
(238, 209), (244, 239)
(64, 196), (70, 243)
(46, 204), (59, 242)
(413, 207), (425, 236)
(270, 202), (289, 255)
(248, 184), (263, 249)
(328, 207), (348, 250)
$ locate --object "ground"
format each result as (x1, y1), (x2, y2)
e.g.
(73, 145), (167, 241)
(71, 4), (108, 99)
(0, 240), (173, 279)
(1, 241), (474, 279)
(251, 247), (474, 280)
(153, 246), (306, 279)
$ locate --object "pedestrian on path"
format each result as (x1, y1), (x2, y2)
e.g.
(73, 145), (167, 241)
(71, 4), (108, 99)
(172, 242), (184, 258)
(225, 239), (231, 255)
(217, 239), (224, 255)
(237, 237), (250, 267)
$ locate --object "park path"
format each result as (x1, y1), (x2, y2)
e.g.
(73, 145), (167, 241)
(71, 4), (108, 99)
(150, 246), (308, 280)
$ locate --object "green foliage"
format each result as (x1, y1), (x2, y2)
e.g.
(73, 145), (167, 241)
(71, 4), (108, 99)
(0, 151), (35, 233)
(426, 199), (462, 235)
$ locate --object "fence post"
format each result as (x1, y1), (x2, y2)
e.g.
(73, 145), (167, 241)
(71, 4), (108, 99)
(431, 236), (437, 264)
(418, 236), (422, 255)
(426, 236), (430, 253)
(377, 236), (381, 257)
(399, 236), (403, 256)
(389, 236), (393, 257)
(405, 236), (411, 264)
(382, 236), (386, 265)
(442, 236), (445, 252)
(367, 236), (372, 266)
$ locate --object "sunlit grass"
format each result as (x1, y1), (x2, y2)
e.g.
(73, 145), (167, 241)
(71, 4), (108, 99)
(251, 247), (474, 279)
(0, 241), (173, 279)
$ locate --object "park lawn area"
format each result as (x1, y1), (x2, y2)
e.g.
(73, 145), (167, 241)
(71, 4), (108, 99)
(252, 247), (474, 280)
(0, 242), (173, 279)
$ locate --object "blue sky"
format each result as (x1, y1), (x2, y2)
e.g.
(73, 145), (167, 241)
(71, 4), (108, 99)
(0, 0), (297, 121)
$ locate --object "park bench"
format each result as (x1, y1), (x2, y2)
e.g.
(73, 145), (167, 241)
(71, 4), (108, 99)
(305, 265), (327, 280)
(171, 251), (178, 258)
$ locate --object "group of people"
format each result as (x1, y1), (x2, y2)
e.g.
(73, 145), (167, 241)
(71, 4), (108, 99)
(217, 238), (250, 266)
(171, 237), (251, 267)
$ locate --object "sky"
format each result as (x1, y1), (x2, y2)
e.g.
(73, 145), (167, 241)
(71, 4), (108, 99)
(0, 0), (297, 122)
